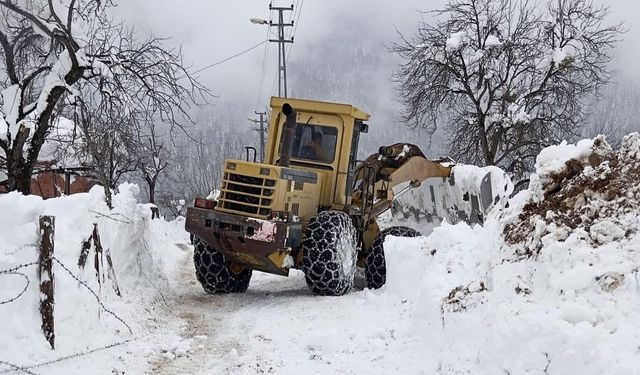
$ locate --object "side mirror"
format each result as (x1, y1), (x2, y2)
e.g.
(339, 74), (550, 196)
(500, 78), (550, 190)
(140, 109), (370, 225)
(358, 122), (369, 133)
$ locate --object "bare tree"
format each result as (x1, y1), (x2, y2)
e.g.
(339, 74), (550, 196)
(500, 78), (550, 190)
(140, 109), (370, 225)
(393, 0), (623, 176)
(137, 119), (170, 205)
(0, 0), (206, 194)
(75, 100), (140, 208)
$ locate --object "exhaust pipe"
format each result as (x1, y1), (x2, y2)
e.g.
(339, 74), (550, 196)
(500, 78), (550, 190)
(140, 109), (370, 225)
(279, 103), (297, 167)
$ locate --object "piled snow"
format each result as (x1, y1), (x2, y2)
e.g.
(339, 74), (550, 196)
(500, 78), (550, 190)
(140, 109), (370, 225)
(379, 134), (640, 373)
(484, 34), (502, 48)
(1, 85), (21, 136)
(38, 117), (87, 167)
(446, 31), (466, 51)
(0, 184), (187, 373)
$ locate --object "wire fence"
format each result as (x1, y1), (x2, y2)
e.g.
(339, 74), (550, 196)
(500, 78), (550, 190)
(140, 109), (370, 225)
(0, 253), (133, 374)
(51, 257), (132, 334)
(0, 339), (133, 375)
(0, 261), (38, 305)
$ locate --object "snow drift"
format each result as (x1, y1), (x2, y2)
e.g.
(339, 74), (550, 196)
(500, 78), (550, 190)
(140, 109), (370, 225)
(0, 184), (186, 372)
(376, 133), (640, 374)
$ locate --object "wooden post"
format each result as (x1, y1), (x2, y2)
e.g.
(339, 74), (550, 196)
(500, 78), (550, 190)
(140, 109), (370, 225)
(93, 223), (103, 286)
(64, 172), (71, 195)
(150, 206), (159, 219)
(39, 216), (55, 349)
(91, 223), (121, 296)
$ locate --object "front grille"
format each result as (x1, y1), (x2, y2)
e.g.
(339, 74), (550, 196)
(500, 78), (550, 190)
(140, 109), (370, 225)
(218, 172), (276, 217)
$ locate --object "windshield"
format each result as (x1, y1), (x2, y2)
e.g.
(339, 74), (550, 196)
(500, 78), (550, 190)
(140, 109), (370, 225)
(289, 123), (338, 164)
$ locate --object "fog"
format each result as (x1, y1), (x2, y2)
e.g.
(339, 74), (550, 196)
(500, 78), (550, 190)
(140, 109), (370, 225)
(113, 0), (640, 155)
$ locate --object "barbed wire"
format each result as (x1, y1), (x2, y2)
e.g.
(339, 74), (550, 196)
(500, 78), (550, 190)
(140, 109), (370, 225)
(52, 257), (133, 334)
(0, 361), (39, 375)
(0, 256), (134, 373)
(0, 262), (38, 305)
(0, 339), (132, 374)
(0, 256), (131, 332)
(0, 271), (30, 305)
(0, 261), (38, 274)
(88, 210), (132, 224)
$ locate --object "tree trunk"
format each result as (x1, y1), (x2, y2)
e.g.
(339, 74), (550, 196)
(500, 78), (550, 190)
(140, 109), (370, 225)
(15, 171), (31, 194)
(5, 125), (33, 194)
(6, 167), (32, 194)
(5, 85), (69, 195)
(148, 177), (156, 205)
(99, 176), (113, 209)
(477, 115), (494, 166)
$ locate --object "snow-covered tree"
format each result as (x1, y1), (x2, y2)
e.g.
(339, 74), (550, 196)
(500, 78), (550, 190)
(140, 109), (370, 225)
(136, 120), (170, 206)
(0, 0), (206, 194)
(393, 0), (623, 175)
(75, 99), (139, 208)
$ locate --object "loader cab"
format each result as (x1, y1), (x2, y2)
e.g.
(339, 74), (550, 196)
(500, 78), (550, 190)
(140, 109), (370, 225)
(266, 97), (370, 209)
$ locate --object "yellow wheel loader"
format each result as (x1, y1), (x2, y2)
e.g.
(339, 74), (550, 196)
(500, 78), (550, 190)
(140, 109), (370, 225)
(185, 97), (510, 295)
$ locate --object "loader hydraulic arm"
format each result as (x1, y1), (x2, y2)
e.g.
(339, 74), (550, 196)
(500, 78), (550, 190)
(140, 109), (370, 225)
(351, 143), (453, 230)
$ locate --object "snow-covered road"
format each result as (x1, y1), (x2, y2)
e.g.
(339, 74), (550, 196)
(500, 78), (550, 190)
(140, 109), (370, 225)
(146, 239), (430, 375)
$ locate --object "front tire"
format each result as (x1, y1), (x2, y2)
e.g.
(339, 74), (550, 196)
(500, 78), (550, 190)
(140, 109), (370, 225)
(193, 236), (252, 294)
(302, 211), (358, 296)
(365, 226), (421, 290)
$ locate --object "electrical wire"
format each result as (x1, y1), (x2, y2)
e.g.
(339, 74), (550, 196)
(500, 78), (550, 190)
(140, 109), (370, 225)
(255, 9), (274, 111)
(286, 0), (304, 63)
(188, 40), (267, 77)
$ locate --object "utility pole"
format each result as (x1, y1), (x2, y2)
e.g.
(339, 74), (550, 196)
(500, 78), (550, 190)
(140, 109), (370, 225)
(269, 3), (294, 98)
(249, 111), (267, 162)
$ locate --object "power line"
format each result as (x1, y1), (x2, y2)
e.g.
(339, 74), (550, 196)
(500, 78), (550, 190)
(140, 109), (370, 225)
(255, 12), (273, 111)
(286, 0), (304, 63)
(188, 40), (267, 76)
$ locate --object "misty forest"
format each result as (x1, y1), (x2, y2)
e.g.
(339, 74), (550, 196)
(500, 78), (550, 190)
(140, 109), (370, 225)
(1, 0), (634, 214)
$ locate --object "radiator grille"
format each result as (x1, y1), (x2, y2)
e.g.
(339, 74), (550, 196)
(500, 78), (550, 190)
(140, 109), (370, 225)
(218, 172), (275, 217)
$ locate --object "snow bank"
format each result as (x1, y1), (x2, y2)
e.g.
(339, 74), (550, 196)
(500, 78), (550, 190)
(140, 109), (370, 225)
(0, 184), (186, 372)
(374, 134), (640, 374)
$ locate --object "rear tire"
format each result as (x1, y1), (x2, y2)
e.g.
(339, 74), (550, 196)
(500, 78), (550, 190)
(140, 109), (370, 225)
(365, 226), (421, 290)
(193, 236), (252, 294)
(302, 210), (358, 296)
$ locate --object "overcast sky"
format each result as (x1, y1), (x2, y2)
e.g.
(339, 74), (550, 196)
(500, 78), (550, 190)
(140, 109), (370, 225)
(112, 0), (639, 130)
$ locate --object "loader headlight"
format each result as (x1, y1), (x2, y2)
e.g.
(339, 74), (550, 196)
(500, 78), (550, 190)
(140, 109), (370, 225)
(194, 198), (216, 210)
(227, 162), (237, 170)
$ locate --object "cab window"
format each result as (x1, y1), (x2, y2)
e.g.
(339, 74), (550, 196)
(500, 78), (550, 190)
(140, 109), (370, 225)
(290, 124), (338, 163)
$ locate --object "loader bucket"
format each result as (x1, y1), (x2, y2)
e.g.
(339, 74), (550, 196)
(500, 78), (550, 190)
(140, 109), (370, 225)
(391, 164), (513, 226)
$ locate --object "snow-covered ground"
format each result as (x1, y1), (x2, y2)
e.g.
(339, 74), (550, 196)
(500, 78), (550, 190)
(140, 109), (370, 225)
(2, 135), (640, 374)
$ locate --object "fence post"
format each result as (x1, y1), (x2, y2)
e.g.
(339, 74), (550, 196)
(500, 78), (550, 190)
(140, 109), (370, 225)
(39, 215), (55, 349)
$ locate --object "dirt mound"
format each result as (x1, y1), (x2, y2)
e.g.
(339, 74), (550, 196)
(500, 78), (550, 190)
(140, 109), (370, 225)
(504, 133), (640, 257)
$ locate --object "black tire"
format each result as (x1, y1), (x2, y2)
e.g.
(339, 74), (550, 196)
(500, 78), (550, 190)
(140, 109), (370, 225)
(302, 210), (358, 296)
(365, 226), (421, 290)
(193, 236), (252, 294)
